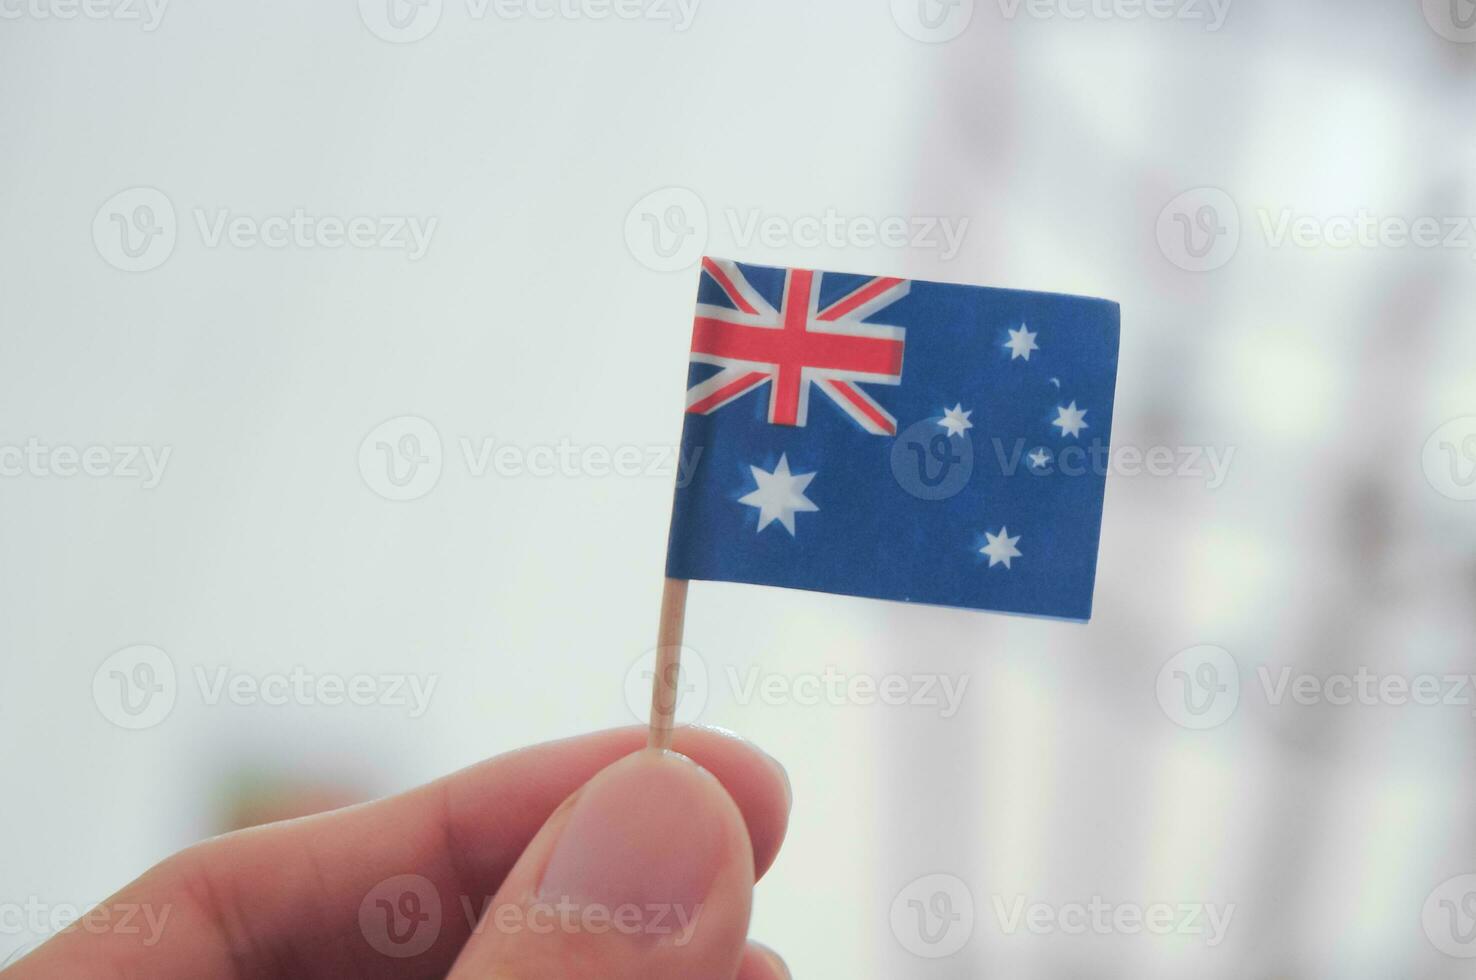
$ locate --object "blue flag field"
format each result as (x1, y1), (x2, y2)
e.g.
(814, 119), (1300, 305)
(665, 258), (1119, 622)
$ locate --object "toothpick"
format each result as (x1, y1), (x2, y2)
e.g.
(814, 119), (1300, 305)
(646, 577), (689, 751)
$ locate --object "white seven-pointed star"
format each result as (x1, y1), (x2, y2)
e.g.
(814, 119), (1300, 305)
(1052, 401), (1089, 438)
(938, 404), (974, 438)
(739, 454), (818, 536)
(1028, 448), (1051, 469)
(980, 527), (1022, 569)
(1004, 324), (1039, 361)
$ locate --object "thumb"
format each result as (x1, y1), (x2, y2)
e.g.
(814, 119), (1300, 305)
(448, 748), (756, 980)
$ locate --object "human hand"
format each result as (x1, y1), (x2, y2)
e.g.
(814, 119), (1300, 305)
(3, 727), (792, 979)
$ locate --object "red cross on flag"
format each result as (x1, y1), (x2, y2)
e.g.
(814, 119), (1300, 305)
(684, 258), (910, 435)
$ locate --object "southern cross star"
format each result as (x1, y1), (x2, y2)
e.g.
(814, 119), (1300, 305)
(739, 454), (818, 536)
(938, 404), (974, 438)
(1004, 324), (1039, 361)
(1052, 401), (1089, 438)
(980, 527), (1022, 569)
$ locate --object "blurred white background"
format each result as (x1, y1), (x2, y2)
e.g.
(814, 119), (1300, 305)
(2, 0), (1475, 976)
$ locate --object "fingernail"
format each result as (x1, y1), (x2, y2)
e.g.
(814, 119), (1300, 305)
(698, 725), (792, 814)
(753, 942), (792, 978)
(537, 751), (729, 918)
(750, 739), (793, 814)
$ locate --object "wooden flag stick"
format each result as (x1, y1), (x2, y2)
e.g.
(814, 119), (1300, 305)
(646, 577), (690, 751)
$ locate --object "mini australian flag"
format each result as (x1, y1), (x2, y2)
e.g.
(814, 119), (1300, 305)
(665, 258), (1120, 622)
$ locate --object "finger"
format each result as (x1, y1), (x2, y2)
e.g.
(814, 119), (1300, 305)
(6, 726), (789, 980)
(738, 942), (792, 980)
(447, 750), (754, 980)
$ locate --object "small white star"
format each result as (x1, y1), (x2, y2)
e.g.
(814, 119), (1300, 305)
(1028, 448), (1051, 470)
(1052, 401), (1089, 438)
(1004, 324), (1039, 361)
(739, 454), (818, 536)
(938, 404), (974, 438)
(980, 527), (1022, 569)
